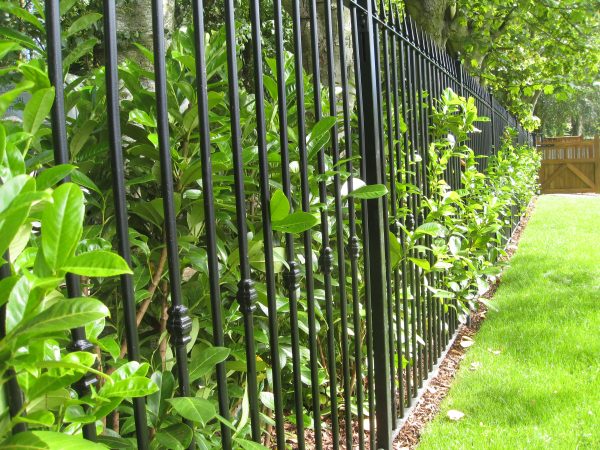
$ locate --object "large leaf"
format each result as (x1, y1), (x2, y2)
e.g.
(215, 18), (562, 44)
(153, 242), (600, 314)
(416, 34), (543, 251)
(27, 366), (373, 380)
(0, 197), (33, 257)
(36, 164), (76, 190)
(270, 189), (289, 222)
(99, 376), (158, 398)
(14, 297), (109, 340)
(0, 174), (34, 214)
(389, 231), (403, 269)
(1, 431), (108, 449)
(271, 211), (319, 234)
(307, 116), (336, 158)
(41, 183), (84, 271)
(347, 184), (389, 200)
(166, 397), (216, 425)
(189, 346), (230, 381)
(23, 87), (55, 135)
(414, 222), (447, 238)
(62, 250), (132, 277)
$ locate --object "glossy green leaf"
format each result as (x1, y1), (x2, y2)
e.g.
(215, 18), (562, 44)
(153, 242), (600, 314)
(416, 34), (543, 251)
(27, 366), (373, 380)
(347, 184), (389, 199)
(0, 175), (34, 215)
(2, 432), (108, 449)
(270, 189), (290, 222)
(129, 109), (157, 128)
(62, 250), (132, 277)
(99, 376), (158, 398)
(14, 297), (109, 339)
(41, 183), (84, 271)
(414, 222), (447, 238)
(271, 211), (319, 234)
(15, 410), (54, 427)
(408, 257), (431, 271)
(389, 231), (402, 269)
(189, 346), (230, 381)
(36, 165), (76, 190)
(23, 87), (54, 135)
(166, 397), (216, 425)
(4, 276), (32, 332)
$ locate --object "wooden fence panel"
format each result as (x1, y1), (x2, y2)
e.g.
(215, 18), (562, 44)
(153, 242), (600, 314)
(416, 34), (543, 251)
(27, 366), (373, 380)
(539, 135), (600, 194)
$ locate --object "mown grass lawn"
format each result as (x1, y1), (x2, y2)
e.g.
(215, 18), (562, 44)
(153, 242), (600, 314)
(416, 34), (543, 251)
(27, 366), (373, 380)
(418, 195), (600, 450)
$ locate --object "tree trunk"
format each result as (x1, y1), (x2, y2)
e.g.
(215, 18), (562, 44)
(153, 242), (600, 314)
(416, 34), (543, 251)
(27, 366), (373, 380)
(116, 0), (175, 67)
(404, 0), (456, 49)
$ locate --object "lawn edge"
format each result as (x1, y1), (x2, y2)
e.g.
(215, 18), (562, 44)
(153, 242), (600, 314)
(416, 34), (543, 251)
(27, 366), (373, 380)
(393, 197), (538, 449)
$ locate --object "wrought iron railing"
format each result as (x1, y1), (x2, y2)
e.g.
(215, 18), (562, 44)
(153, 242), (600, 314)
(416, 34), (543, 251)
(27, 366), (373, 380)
(1, 0), (532, 448)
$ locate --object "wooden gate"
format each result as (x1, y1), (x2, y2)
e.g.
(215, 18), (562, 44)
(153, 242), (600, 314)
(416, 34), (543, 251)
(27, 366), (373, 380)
(539, 135), (600, 194)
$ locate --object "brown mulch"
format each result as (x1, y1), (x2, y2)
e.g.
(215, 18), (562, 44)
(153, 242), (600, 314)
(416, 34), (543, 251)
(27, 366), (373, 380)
(393, 198), (537, 449)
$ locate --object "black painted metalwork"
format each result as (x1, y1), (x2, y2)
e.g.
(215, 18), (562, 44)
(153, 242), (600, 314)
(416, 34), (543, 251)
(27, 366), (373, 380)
(3, 1), (532, 449)
(102, 1), (150, 447)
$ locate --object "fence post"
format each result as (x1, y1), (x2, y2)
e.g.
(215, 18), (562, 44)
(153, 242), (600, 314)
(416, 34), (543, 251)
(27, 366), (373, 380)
(357, 1), (392, 448)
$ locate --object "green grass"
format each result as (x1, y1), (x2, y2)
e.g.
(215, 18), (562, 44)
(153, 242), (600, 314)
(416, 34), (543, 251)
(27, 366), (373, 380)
(418, 195), (600, 450)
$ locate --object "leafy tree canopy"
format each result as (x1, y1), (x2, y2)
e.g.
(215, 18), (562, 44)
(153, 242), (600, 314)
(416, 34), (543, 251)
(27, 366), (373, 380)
(407, 0), (600, 126)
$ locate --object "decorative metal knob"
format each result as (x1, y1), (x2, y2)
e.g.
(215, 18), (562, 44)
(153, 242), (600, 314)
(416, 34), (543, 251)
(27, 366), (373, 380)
(166, 304), (193, 346)
(349, 236), (361, 260)
(236, 279), (258, 313)
(283, 262), (301, 294)
(319, 247), (334, 274)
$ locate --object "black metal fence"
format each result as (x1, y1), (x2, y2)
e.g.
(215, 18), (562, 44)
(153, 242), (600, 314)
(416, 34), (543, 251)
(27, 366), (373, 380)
(3, 0), (532, 448)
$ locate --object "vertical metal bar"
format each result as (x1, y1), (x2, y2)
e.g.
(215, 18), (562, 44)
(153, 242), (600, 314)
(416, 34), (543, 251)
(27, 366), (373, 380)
(273, 0), (305, 445)
(401, 15), (420, 398)
(149, 2), (195, 447)
(357, 0), (393, 446)
(351, 7), (376, 447)
(375, 0), (397, 424)
(320, 0), (343, 443)
(308, 0), (340, 443)
(388, 1), (405, 418)
(44, 0), (97, 440)
(222, 0), (261, 440)
(416, 27), (434, 374)
(396, 10), (414, 406)
(426, 36), (443, 362)
(407, 15), (424, 390)
(291, 0), (322, 445)
(247, 0), (286, 445)
(190, 0), (232, 446)
(102, 1), (150, 447)
(332, 0), (357, 444)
